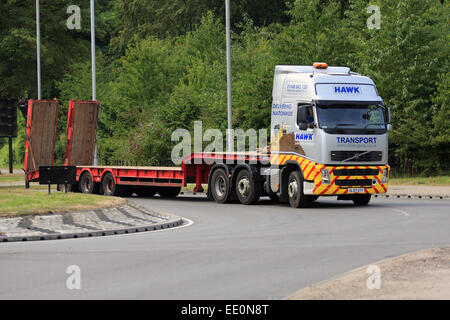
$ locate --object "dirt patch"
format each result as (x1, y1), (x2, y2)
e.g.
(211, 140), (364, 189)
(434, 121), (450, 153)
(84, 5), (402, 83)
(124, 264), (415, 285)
(288, 247), (450, 300)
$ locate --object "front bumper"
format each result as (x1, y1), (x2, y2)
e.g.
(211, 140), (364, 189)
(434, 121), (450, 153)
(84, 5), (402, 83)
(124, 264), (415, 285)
(305, 165), (389, 196)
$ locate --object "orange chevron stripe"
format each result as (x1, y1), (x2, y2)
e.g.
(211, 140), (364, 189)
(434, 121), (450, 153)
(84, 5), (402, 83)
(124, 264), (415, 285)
(320, 177), (337, 194)
(271, 155), (278, 165)
(305, 165), (316, 180)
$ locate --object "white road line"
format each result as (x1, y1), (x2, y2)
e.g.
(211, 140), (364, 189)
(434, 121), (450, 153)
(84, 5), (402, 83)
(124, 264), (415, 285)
(390, 208), (409, 217)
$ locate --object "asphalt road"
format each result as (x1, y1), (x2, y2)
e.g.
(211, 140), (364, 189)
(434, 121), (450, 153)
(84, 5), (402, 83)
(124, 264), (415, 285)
(0, 194), (449, 299)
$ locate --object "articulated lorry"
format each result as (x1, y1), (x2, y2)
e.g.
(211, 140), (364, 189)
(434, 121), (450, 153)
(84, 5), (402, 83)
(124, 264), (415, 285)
(25, 63), (390, 208)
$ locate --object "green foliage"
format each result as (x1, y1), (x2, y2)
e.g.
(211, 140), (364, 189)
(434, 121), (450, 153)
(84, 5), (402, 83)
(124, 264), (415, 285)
(345, 0), (449, 175)
(0, 110), (26, 167)
(109, 0), (292, 56)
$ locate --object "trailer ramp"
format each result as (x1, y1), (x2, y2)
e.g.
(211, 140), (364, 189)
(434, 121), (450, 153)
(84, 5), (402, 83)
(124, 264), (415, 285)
(24, 99), (59, 181)
(65, 100), (99, 166)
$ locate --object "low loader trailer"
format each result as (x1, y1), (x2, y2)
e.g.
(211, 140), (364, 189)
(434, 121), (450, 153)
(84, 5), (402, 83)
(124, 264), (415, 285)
(25, 63), (391, 208)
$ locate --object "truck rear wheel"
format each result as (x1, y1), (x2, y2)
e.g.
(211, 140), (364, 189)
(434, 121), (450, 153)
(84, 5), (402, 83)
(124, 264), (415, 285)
(158, 187), (181, 198)
(235, 169), (261, 205)
(210, 168), (231, 203)
(80, 171), (98, 194)
(352, 194), (371, 206)
(287, 171), (309, 208)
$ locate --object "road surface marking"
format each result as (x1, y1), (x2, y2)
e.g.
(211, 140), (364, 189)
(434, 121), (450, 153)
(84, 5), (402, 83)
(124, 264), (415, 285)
(390, 208), (409, 217)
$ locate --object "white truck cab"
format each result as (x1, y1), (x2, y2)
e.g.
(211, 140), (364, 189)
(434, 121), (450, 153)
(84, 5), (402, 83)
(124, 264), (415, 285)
(268, 63), (391, 207)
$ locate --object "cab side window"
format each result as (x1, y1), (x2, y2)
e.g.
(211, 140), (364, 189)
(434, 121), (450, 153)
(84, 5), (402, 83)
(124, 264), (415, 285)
(297, 104), (314, 130)
(305, 106), (314, 128)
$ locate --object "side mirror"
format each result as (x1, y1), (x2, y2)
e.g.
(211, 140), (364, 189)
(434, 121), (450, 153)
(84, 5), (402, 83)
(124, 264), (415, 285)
(299, 122), (307, 130)
(387, 124), (393, 131)
(297, 105), (308, 126)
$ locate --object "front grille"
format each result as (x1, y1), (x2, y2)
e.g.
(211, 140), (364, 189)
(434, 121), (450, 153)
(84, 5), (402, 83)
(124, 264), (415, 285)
(335, 179), (373, 187)
(331, 151), (382, 162)
(333, 168), (379, 176)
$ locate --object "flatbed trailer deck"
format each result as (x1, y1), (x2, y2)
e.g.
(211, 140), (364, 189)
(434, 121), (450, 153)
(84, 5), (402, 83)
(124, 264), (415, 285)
(67, 152), (271, 196)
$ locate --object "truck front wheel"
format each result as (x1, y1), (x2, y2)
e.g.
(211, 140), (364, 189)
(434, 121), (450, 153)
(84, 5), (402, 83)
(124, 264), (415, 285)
(235, 169), (261, 205)
(352, 194), (371, 206)
(287, 171), (309, 208)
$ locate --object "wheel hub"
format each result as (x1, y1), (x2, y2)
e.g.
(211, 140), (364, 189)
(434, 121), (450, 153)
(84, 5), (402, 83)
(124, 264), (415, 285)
(238, 178), (250, 196)
(288, 180), (298, 198)
(215, 176), (226, 197)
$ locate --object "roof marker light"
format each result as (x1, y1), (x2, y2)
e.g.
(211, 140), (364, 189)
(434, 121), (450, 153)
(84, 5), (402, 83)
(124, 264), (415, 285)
(313, 62), (328, 69)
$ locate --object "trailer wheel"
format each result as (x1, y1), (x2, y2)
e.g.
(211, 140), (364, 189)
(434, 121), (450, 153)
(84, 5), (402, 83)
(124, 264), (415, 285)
(80, 171), (98, 194)
(235, 169), (261, 205)
(210, 168), (231, 203)
(102, 172), (119, 196)
(352, 194), (371, 206)
(287, 171), (308, 208)
(158, 187), (181, 198)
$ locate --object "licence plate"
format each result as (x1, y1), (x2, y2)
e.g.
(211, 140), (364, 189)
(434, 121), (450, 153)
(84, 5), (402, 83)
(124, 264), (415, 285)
(348, 188), (365, 193)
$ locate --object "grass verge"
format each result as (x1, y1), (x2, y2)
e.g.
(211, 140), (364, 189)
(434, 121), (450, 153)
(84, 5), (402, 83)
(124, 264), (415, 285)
(0, 185), (125, 217)
(389, 176), (450, 186)
(0, 174), (24, 183)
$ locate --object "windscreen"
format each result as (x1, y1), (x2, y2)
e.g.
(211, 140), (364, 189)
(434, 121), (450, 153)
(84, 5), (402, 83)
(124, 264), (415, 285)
(316, 104), (386, 133)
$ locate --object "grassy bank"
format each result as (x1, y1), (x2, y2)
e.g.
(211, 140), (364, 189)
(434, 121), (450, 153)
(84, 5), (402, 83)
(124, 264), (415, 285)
(0, 185), (125, 217)
(0, 173), (24, 183)
(389, 176), (450, 186)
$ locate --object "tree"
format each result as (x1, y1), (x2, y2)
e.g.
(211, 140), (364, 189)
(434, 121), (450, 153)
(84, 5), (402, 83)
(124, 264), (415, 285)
(346, 0), (449, 175)
(109, 0), (292, 56)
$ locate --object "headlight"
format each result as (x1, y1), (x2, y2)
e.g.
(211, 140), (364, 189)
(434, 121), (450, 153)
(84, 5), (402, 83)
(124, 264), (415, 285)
(381, 168), (388, 184)
(321, 169), (331, 185)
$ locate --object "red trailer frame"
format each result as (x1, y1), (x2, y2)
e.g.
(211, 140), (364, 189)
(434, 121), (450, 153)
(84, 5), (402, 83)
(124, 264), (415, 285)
(70, 152), (269, 194)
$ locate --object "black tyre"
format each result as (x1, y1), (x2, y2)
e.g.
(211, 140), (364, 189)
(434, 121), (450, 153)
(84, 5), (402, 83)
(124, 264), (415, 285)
(158, 187), (181, 198)
(80, 171), (98, 194)
(352, 194), (371, 206)
(102, 172), (119, 196)
(235, 169), (261, 205)
(287, 171), (309, 208)
(135, 186), (157, 197)
(209, 168), (231, 203)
